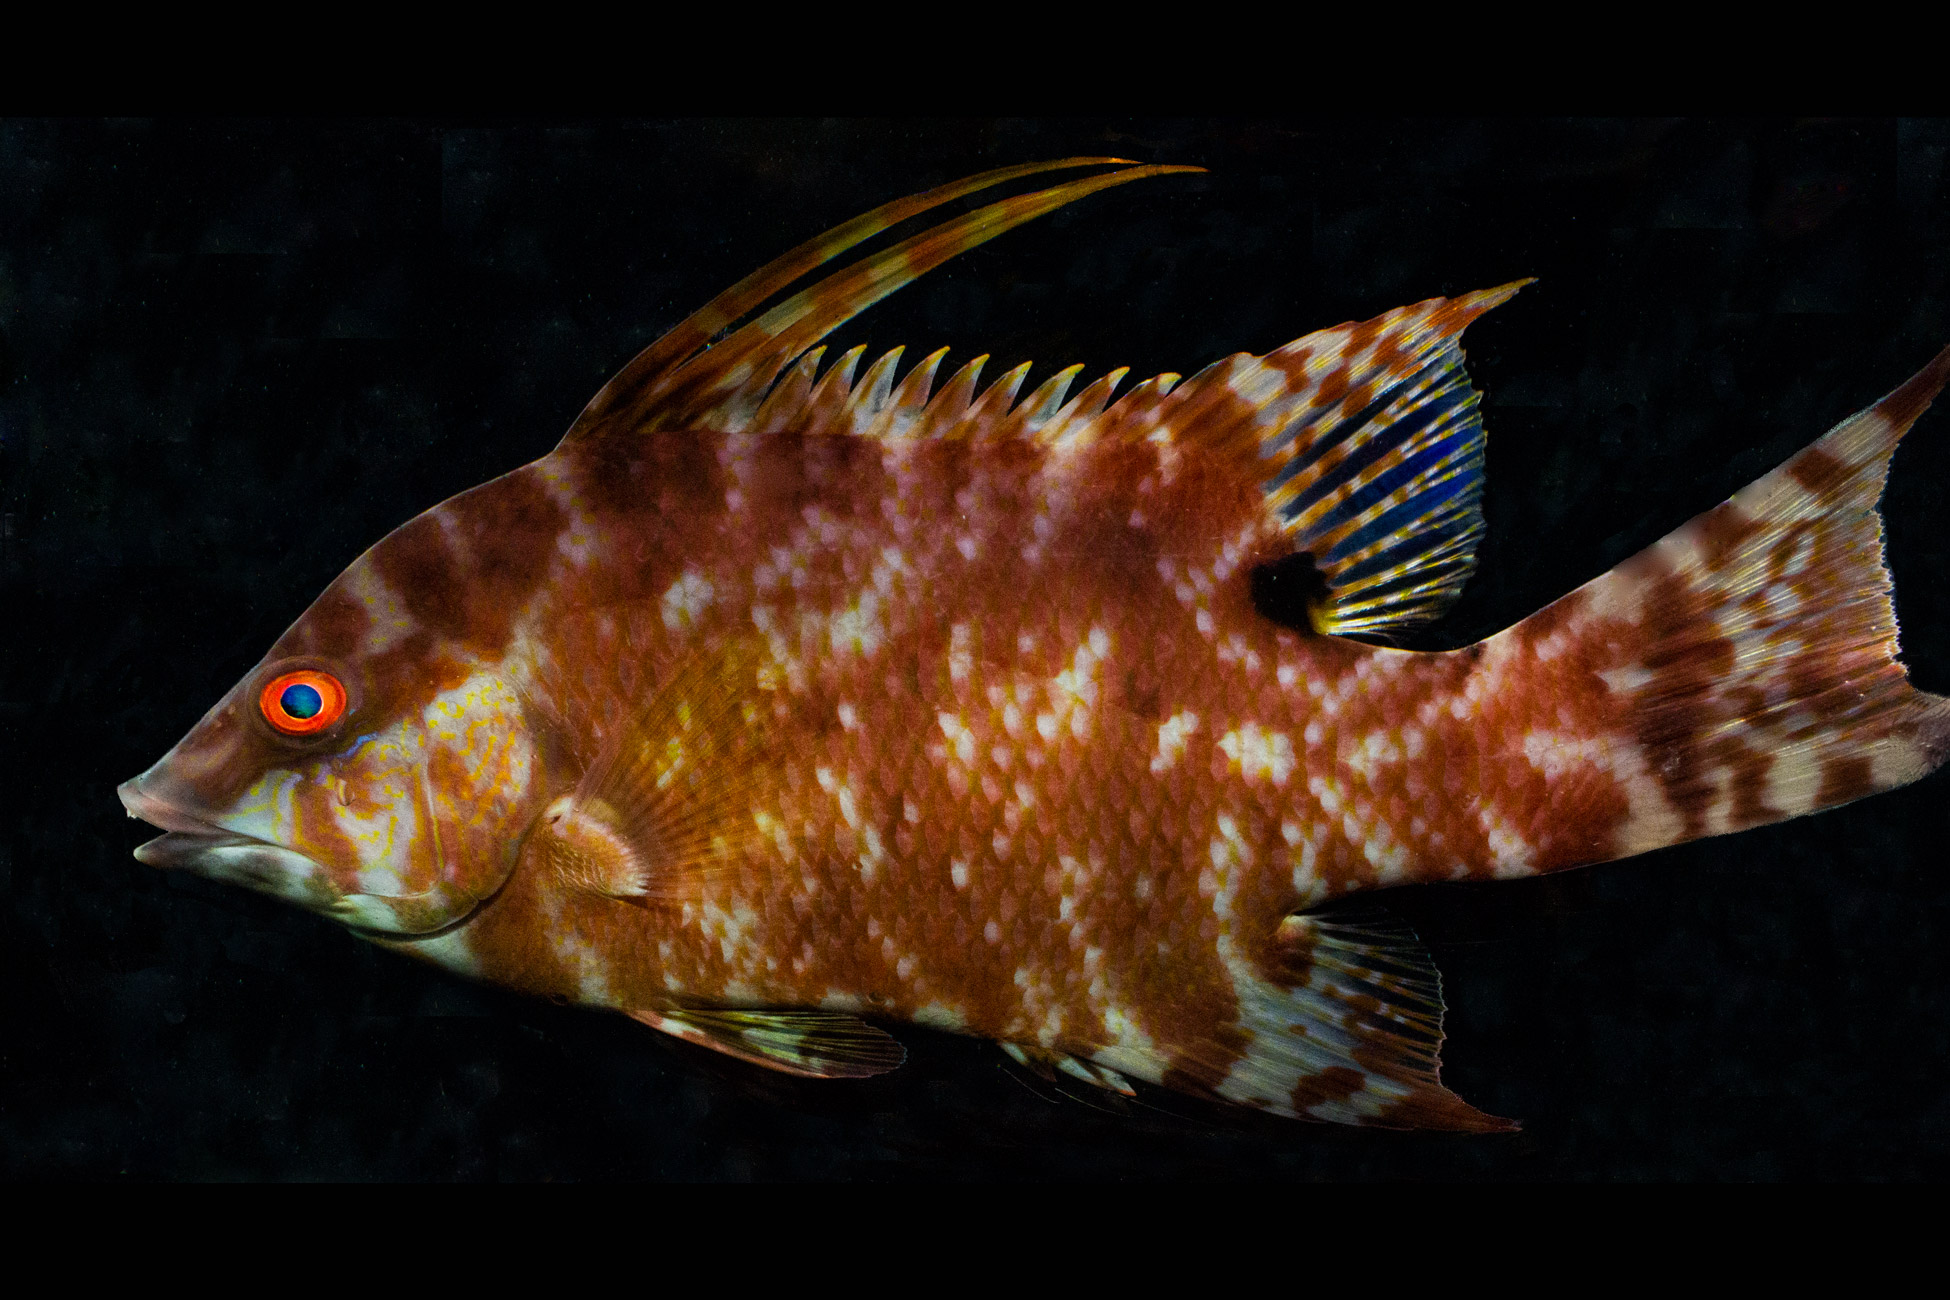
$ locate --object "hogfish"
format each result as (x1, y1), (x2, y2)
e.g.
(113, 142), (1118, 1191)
(118, 159), (1950, 1130)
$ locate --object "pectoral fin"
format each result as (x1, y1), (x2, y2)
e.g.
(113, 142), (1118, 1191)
(526, 637), (776, 903)
(628, 1007), (907, 1079)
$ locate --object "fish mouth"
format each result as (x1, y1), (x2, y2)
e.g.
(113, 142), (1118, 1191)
(117, 777), (332, 904)
(118, 778), (253, 863)
(116, 774), (490, 934)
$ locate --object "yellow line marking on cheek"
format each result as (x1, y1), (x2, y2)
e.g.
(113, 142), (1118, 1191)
(419, 761), (447, 884)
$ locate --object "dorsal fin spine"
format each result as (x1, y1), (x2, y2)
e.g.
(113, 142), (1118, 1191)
(1039, 367), (1132, 446)
(796, 344), (867, 433)
(750, 346), (826, 434)
(1004, 364), (1086, 440)
(567, 158), (1144, 440)
(1086, 372), (1182, 446)
(573, 161), (1203, 443)
(912, 354), (988, 438)
(863, 347), (950, 439)
(677, 168), (1195, 430)
(961, 361), (1033, 439)
(842, 346), (906, 434)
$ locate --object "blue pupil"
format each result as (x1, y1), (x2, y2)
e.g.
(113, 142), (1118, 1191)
(280, 683), (323, 720)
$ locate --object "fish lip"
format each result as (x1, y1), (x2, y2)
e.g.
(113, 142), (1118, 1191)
(130, 828), (264, 868)
(119, 777), (227, 836)
(117, 777), (265, 865)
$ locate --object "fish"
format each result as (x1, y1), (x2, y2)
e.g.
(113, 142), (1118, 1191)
(116, 157), (1950, 1132)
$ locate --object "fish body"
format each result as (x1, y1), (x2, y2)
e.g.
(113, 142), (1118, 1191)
(118, 160), (1950, 1130)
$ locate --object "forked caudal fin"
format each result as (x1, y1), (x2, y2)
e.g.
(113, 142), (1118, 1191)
(1506, 344), (1950, 864)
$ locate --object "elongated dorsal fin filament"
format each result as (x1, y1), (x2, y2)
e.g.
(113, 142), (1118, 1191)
(563, 160), (1203, 446)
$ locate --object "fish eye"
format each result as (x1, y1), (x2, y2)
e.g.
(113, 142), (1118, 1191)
(259, 669), (347, 736)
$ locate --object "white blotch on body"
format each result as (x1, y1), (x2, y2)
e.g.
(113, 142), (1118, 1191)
(1477, 804), (1536, 878)
(661, 570), (715, 632)
(1219, 723), (1296, 786)
(1150, 711), (1199, 775)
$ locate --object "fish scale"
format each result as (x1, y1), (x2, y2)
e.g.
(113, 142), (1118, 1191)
(119, 159), (1950, 1131)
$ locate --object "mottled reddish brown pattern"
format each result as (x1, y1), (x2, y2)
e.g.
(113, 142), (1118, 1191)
(403, 419), (1655, 1090)
(120, 164), (1950, 1131)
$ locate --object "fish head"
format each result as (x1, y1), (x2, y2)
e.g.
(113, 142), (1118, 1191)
(118, 528), (546, 936)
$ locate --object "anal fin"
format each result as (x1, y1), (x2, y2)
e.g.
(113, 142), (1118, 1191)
(629, 1007), (906, 1079)
(1186, 907), (1515, 1132)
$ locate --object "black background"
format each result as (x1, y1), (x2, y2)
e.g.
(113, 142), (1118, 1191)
(5, 119), (1949, 1180)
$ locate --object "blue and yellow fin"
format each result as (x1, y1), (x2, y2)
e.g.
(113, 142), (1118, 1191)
(1154, 283), (1529, 638)
(629, 1007), (906, 1079)
(563, 159), (1201, 445)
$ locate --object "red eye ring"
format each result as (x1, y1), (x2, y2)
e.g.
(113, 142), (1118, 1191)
(259, 670), (348, 736)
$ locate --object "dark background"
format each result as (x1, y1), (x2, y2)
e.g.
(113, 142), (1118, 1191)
(4, 119), (1949, 1180)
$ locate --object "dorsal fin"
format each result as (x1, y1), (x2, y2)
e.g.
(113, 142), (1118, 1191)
(774, 280), (1521, 640)
(1153, 281), (1530, 638)
(563, 159), (1202, 445)
(566, 161), (1519, 639)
